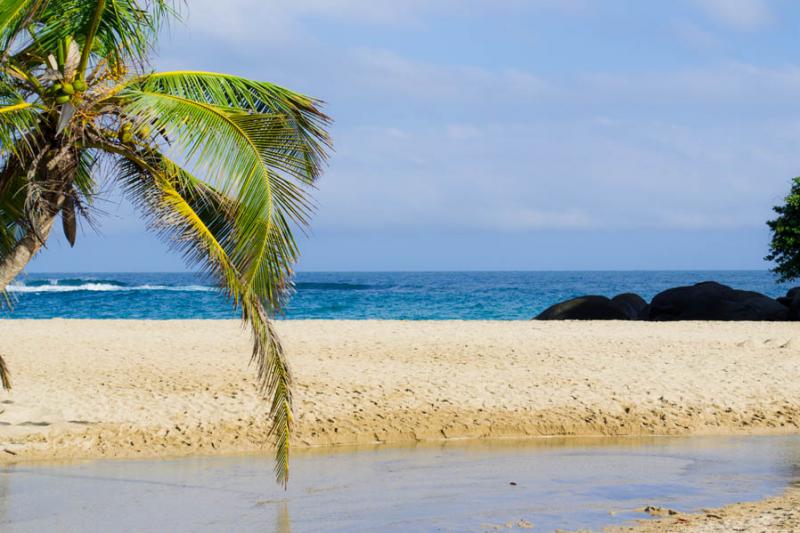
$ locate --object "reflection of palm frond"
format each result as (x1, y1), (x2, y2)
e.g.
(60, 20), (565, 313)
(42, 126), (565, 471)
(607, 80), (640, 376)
(0, 353), (10, 390)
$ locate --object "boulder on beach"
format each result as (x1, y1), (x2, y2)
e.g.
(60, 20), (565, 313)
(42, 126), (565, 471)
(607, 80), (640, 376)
(777, 287), (800, 320)
(648, 281), (790, 321)
(611, 293), (647, 320)
(535, 295), (630, 320)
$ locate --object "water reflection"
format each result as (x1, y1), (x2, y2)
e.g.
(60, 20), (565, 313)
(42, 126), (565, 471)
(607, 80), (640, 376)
(0, 435), (798, 532)
(276, 501), (291, 533)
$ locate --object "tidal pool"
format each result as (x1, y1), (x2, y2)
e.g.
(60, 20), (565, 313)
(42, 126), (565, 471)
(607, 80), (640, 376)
(1, 435), (798, 532)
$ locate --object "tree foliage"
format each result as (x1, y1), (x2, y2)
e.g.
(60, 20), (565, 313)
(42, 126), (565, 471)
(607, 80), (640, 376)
(0, 0), (331, 486)
(766, 177), (800, 282)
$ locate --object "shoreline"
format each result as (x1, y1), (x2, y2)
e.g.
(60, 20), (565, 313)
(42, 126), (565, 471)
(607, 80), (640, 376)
(607, 488), (800, 532)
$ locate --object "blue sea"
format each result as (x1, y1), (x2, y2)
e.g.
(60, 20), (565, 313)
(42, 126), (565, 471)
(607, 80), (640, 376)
(1, 271), (794, 320)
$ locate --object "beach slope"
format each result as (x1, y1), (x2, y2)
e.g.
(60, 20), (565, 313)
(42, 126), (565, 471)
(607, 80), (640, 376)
(0, 320), (798, 462)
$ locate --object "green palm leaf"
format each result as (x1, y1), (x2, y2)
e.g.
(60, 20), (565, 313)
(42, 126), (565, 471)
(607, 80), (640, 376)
(111, 149), (296, 485)
(0, 0), (47, 52)
(0, 101), (41, 157)
(0, 0), (331, 488)
(117, 89), (321, 305)
(20, 0), (174, 68)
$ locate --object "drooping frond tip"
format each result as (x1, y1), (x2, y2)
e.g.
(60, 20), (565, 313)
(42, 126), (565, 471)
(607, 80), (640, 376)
(248, 300), (293, 488)
(113, 151), (299, 487)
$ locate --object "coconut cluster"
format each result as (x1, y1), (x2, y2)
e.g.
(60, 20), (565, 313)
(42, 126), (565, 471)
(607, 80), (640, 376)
(117, 122), (151, 145)
(51, 79), (87, 104)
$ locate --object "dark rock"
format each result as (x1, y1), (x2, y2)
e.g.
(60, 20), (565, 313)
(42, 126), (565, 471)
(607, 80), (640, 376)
(779, 288), (800, 319)
(611, 293), (648, 320)
(777, 287), (800, 307)
(648, 281), (790, 321)
(535, 295), (630, 320)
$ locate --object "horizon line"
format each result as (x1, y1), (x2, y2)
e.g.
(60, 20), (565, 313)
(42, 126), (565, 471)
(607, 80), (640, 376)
(21, 268), (777, 274)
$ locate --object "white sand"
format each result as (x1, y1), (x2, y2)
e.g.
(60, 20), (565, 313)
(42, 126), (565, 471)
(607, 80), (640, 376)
(0, 319), (798, 463)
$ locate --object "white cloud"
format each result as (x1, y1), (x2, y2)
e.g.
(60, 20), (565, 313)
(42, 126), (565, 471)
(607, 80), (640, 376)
(672, 21), (723, 51)
(653, 210), (762, 230)
(181, 0), (588, 45)
(692, 0), (772, 31)
(160, 3), (800, 238)
(446, 124), (483, 140)
(312, 114), (800, 234)
(485, 208), (593, 230)
(583, 63), (800, 103)
(385, 128), (411, 140)
(348, 48), (551, 104)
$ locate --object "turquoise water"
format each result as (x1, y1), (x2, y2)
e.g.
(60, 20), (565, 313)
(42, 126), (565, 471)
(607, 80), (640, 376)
(1, 436), (798, 532)
(2, 270), (793, 319)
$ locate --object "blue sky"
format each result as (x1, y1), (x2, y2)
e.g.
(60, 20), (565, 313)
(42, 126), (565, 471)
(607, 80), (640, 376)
(29, 0), (800, 271)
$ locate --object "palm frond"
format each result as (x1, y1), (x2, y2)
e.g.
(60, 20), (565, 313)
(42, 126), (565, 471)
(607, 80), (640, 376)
(0, 100), (41, 157)
(0, 0), (48, 55)
(0, 0), (330, 488)
(109, 147), (294, 485)
(117, 89), (321, 305)
(0, 156), (27, 260)
(73, 148), (97, 201)
(115, 73), (331, 181)
(18, 0), (175, 70)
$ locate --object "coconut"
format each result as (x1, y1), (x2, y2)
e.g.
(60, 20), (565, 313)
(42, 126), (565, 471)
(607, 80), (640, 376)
(73, 79), (87, 92)
(61, 83), (75, 95)
(55, 95), (70, 104)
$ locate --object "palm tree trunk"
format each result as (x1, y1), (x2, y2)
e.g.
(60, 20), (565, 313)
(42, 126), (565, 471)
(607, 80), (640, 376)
(0, 208), (59, 290)
(0, 139), (76, 290)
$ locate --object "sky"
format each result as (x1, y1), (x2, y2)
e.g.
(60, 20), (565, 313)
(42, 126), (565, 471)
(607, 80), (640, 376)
(28, 0), (800, 272)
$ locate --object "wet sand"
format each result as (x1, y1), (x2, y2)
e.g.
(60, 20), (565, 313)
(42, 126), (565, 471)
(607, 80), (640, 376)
(0, 319), (798, 464)
(608, 488), (800, 532)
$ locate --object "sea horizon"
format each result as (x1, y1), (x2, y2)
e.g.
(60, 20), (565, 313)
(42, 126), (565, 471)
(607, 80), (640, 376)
(4, 270), (793, 320)
(21, 268), (780, 273)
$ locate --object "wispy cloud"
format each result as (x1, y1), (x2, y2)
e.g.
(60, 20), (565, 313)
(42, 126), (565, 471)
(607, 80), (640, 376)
(582, 63), (800, 104)
(672, 21), (724, 51)
(485, 208), (594, 230)
(104, 2), (800, 269)
(446, 124), (483, 140)
(692, 0), (773, 31)
(181, 0), (588, 45)
(348, 48), (552, 103)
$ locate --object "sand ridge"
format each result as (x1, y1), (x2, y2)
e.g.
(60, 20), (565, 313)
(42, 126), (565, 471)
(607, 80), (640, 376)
(0, 319), (799, 463)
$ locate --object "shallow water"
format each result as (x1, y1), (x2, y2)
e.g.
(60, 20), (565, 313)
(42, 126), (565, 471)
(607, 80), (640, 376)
(1, 436), (799, 532)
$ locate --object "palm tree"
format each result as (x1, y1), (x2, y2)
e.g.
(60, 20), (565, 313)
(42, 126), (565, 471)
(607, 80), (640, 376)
(0, 0), (331, 486)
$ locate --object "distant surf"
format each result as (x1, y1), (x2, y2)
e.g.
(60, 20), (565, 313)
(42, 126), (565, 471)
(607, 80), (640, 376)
(7, 277), (215, 293)
(1, 271), (792, 320)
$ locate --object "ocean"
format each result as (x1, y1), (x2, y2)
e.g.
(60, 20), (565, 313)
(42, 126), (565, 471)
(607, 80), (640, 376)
(1, 271), (793, 320)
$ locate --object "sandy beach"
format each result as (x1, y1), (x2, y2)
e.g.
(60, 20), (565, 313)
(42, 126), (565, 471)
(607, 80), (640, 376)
(0, 319), (798, 462)
(1, 319), (800, 530)
(607, 488), (800, 532)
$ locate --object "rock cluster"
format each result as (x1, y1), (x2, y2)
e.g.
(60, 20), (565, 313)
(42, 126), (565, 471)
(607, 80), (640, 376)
(535, 281), (800, 321)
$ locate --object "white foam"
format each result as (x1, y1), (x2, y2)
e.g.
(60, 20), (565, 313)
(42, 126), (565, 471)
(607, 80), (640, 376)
(7, 283), (215, 293)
